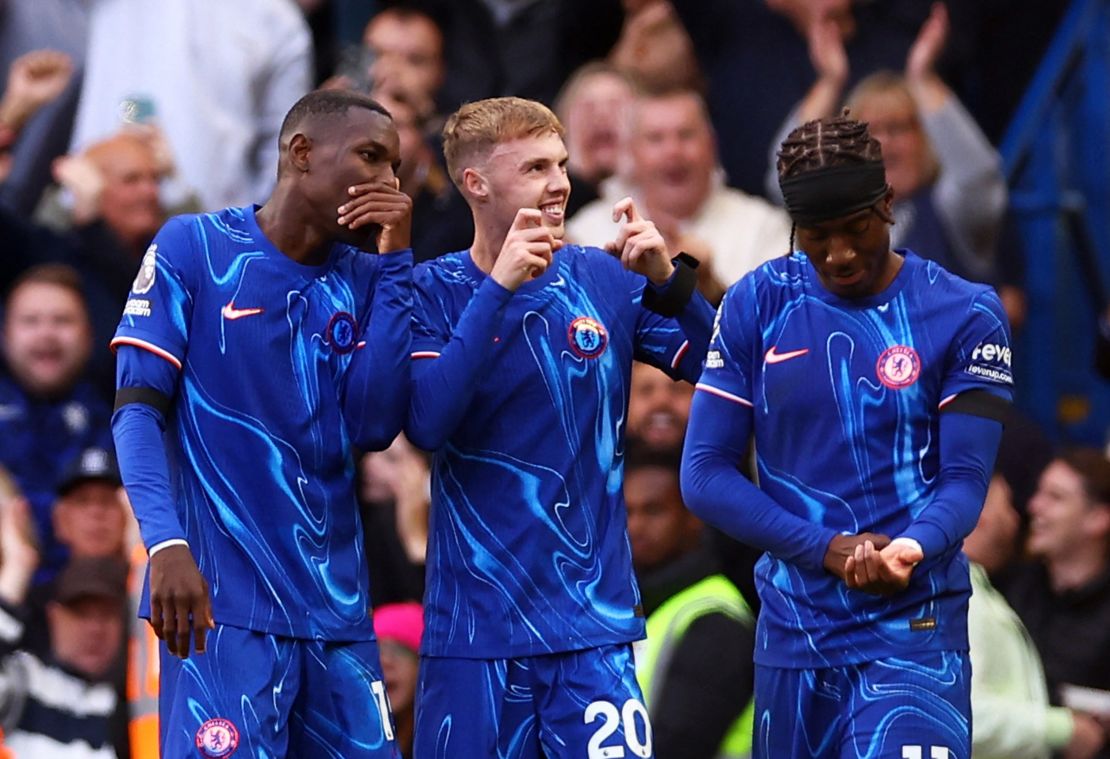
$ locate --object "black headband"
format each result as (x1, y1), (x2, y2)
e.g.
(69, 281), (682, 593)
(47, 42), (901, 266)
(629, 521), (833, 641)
(779, 162), (889, 226)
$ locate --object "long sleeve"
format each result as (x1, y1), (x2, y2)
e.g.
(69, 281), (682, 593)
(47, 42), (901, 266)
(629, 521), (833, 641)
(681, 390), (839, 571)
(405, 277), (513, 451)
(899, 410), (1003, 558)
(925, 97), (1007, 281)
(342, 249), (414, 451)
(640, 269), (716, 383)
(112, 346), (184, 551)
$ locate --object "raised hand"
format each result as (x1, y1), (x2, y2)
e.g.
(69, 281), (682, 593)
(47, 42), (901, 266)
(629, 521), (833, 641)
(906, 3), (948, 84)
(490, 208), (560, 291)
(52, 153), (105, 225)
(0, 497), (39, 606)
(605, 197), (674, 285)
(843, 538), (923, 596)
(338, 179), (413, 253)
(0, 49), (74, 129)
(149, 544), (214, 658)
(808, 16), (849, 89)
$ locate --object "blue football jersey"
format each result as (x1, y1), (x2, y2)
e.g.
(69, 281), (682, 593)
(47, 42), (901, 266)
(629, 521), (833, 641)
(113, 206), (409, 641)
(412, 246), (697, 658)
(697, 250), (1013, 668)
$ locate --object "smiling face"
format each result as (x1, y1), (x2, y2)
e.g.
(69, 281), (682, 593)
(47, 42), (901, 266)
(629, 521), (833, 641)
(627, 363), (692, 451)
(562, 70), (633, 184)
(1027, 460), (1108, 561)
(794, 193), (900, 298)
(473, 131), (571, 239)
(3, 280), (92, 398)
(630, 91), (716, 220)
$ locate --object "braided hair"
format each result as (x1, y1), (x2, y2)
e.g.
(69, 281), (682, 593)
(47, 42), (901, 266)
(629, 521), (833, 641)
(776, 111), (885, 251)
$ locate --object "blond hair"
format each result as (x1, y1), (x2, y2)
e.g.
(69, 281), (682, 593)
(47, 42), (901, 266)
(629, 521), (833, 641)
(442, 97), (564, 189)
(845, 70), (939, 182)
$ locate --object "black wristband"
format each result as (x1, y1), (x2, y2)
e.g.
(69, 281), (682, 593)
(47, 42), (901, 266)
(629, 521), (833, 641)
(641, 252), (699, 317)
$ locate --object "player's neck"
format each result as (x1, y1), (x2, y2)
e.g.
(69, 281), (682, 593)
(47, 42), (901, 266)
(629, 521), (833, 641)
(468, 217), (508, 275)
(255, 195), (332, 265)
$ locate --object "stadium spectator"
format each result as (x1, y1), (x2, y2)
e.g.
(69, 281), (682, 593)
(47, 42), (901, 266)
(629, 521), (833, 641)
(554, 61), (634, 218)
(669, 0), (948, 195)
(374, 602), (424, 759)
(407, 96), (714, 756)
(50, 446), (126, 563)
(0, 130), (174, 396)
(626, 443), (754, 758)
(0, 49), (74, 190)
(0, 265), (113, 579)
(682, 112), (1013, 757)
(359, 434), (429, 607)
(568, 88), (791, 301)
(0, 504), (128, 759)
(765, 3), (1006, 287)
(69, 0), (312, 211)
(1004, 448), (1110, 749)
(0, 3), (86, 215)
(111, 89), (413, 756)
(965, 473), (1108, 759)
(627, 362), (691, 452)
(363, 7), (445, 124)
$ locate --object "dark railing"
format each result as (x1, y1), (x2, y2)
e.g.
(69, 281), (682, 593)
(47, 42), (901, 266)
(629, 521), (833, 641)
(999, 0), (1110, 444)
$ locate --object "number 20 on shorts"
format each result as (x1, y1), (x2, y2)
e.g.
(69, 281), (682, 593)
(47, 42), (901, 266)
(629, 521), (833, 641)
(584, 698), (652, 759)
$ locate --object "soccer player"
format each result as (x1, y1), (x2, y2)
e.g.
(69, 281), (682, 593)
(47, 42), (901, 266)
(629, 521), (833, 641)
(681, 113), (1014, 759)
(406, 96), (715, 759)
(110, 89), (413, 758)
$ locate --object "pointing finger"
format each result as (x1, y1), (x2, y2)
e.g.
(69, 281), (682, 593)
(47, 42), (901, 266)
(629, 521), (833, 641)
(512, 208), (544, 231)
(611, 196), (643, 225)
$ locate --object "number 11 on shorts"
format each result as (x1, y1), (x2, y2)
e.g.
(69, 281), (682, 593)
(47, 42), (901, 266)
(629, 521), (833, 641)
(370, 679), (395, 741)
(903, 747), (951, 759)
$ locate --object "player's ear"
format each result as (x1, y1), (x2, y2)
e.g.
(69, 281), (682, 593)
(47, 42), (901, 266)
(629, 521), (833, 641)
(289, 133), (312, 173)
(462, 167), (488, 203)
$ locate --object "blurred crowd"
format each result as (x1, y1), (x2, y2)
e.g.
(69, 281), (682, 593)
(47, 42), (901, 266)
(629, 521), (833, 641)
(0, 0), (1107, 757)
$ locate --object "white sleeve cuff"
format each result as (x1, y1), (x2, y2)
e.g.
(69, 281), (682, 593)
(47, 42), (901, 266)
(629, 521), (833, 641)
(148, 538), (189, 558)
(891, 537), (924, 556)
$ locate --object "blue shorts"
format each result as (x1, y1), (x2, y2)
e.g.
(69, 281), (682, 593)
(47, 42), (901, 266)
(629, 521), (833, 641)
(415, 643), (653, 759)
(159, 623), (398, 758)
(753, 651), (971, 759)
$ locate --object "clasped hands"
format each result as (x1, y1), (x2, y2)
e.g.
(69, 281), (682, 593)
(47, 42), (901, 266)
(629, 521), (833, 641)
(823, 532), (924, 596)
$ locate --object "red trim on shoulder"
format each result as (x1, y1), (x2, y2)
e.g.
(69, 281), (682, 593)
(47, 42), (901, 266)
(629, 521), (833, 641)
(411, 351), (441, 360)
(695, 382), (753, 407)
(670, 340), (690, 370)
(938, 393), (958, 409)
(110, 337), (183, 371)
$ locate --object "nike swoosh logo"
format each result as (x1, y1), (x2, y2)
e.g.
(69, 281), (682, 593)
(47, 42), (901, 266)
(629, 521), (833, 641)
(764, 346), (809, 364)
(221, 302), (264, 320)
